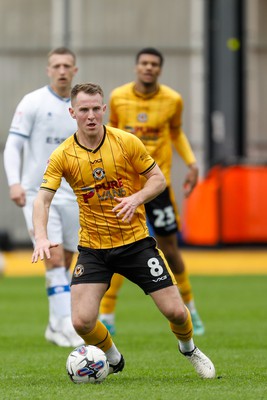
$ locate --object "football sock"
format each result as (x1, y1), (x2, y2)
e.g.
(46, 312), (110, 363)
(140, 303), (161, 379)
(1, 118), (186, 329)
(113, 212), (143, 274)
(169, 306), (193, 342)
(99, 313), (115, 325)
(185, 299), (197, 314)
(80, 320), (113, 353)
(174, 270), (193, 304)
(99, 273), (124, 314)
(46, 267), (71, 330)
(105, 343), (122, 365)
(178, 338), (195, 353)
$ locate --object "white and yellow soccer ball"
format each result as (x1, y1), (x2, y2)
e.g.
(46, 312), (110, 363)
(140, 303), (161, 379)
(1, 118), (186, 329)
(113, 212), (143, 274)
(66, 345), (109, 384)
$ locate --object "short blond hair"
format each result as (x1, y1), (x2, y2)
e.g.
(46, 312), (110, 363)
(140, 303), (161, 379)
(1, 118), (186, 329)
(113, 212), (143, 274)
(48, 47), (76, 64)
(71, 83), (104, 104)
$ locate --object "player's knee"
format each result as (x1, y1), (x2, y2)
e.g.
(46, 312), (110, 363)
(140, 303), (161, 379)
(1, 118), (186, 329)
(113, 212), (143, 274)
(166, 304), (187, 325)
(72, 321), (85, 335)
(72, 317), (95, 335)
(48, 254), (65, 268)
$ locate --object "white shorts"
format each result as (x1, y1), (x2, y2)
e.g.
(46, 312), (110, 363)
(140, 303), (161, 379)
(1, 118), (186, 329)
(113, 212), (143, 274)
(23, 195), (79, 253)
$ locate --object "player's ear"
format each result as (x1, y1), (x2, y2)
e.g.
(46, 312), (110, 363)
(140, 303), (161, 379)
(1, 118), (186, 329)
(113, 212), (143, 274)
(103, 104), (107, 113)
(69, 107), (76, 119)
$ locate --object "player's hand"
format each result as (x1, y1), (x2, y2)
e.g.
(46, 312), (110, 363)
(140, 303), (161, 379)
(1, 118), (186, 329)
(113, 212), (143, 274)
(183, 163), (199, 198)
(113, 195), (139, 223)
(10, 183), (26, 207)
(32, 239), (59, 263)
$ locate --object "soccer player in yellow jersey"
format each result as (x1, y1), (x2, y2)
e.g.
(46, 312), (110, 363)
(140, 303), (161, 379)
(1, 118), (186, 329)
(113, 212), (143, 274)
(31, 83), (215, 379)
(99, 47), (205, 336)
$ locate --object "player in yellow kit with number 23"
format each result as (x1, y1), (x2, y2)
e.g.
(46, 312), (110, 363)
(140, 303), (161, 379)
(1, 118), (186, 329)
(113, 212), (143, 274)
(99, 47), (205, 336)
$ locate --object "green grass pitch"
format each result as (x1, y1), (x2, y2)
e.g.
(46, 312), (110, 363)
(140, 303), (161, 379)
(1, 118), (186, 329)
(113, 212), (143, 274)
(0, 275), (266, 399)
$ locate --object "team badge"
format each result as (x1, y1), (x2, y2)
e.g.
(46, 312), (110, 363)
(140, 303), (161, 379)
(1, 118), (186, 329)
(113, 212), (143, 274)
(137, 112), (148, 122)
(93, 168), (105, 181)
(74, 264), (84, 277)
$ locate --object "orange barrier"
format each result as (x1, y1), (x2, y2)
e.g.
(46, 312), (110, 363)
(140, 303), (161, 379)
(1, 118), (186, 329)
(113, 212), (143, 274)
(182, 167), (220, 245)
(182, 165), (267, 245)
(221, 166), (267, 242)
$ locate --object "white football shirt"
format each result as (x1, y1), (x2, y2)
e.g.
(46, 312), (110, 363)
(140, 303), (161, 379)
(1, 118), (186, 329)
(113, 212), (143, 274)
(7, 85), (77, 203)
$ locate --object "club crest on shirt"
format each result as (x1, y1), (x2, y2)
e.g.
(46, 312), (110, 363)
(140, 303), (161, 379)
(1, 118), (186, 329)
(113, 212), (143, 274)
(93, 168), (105, 181)
(74, 264), (84, 277)
(137, 112), (148, 122)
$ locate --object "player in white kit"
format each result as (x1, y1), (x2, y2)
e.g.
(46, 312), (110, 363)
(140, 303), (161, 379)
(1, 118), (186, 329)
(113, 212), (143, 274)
(4, 47), (83, 347)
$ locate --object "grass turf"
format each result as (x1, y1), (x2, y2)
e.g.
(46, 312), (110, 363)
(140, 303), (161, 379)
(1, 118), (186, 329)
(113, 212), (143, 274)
(0, 275), (266, 400)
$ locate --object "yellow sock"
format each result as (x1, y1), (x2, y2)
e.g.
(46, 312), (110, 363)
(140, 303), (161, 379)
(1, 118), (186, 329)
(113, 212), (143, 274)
(174, 270), (193, 304)
(169, 306), (193, 342)
(79, 320), (113, 352)
(99, 274), (124, 314)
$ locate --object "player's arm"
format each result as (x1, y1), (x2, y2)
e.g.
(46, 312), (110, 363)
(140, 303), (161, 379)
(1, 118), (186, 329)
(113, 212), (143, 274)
(171, 129), (199, 197)
(108, 94), (119, 128)
(3, 134), (26, 207)
(183, 160), (199, 198)
(139, 163), (166, 204)
(113, 164), (166, 223)
(170, 97), (199, 197)
(4, 94), (36, 206)
(31, 189), (58, 263)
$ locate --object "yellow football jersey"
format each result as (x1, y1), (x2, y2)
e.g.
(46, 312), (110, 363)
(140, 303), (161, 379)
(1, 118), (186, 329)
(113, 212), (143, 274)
(40, 126), (156, 249)
(109, 82), (196, 186)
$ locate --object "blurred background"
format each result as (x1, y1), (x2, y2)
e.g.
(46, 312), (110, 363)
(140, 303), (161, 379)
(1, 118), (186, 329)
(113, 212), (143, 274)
(0, 0), (266, 249)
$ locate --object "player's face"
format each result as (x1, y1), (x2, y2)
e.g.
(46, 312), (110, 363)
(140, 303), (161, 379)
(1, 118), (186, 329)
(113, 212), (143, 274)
(69, 92), (106, 139)
(135, 54), (162, 86)
(47, 54), (78, 94)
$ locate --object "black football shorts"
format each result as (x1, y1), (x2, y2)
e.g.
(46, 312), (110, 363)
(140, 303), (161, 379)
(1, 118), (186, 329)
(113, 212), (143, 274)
(71, 236), (175, 294)
(145, 187), (178, 236)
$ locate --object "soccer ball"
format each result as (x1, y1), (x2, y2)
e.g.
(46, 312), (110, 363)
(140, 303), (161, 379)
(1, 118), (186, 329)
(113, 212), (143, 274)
(66, 345), (109, 384)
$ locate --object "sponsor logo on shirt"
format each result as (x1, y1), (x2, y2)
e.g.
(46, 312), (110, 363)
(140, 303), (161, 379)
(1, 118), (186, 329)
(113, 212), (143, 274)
(46, 137), (66, 144)
(125, 125), (160, 141)
(81, 178), (126, 203)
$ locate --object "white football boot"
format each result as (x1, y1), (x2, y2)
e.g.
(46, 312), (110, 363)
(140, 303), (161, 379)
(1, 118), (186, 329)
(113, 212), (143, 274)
(45, 317), (84, 347)
(180, 346), (216, 379)
(45, 325), (71, 347)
